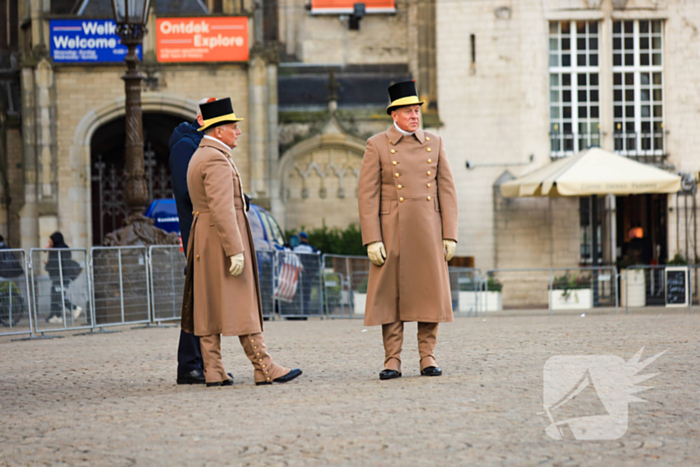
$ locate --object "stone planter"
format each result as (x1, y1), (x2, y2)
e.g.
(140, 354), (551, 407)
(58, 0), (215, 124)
(620, 269), (646, 308)
(353, 292), (366, 316)
(459, 291), (503, 313)
(549, 289), (593, 310)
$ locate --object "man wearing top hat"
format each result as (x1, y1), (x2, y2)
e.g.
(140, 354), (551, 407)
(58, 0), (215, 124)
(181, 97), (302, 387)
(357, 81), (458, 380)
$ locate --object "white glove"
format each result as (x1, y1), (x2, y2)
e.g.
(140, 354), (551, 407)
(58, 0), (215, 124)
(367, 241), (387, 266)
(443, 239), (456, 262)
(229, 253), (244, 276)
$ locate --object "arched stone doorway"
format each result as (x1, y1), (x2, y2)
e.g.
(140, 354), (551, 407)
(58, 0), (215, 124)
(90, 112), (185, 245)
(277, 118), (366, 231)
(68, 93), (197, 247)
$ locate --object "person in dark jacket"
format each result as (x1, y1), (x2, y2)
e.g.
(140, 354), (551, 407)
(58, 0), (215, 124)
(45, 232), (83, 324)
(169, 98), (214, 385)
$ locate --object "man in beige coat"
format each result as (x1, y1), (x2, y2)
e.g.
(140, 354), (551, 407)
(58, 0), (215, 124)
(181, 98), (302, 387)
(357, 81), (458, 380)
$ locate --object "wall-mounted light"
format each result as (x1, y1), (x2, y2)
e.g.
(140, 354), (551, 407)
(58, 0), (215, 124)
(466, 154), (535, 170)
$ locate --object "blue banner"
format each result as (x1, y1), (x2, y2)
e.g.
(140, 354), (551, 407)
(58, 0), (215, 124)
(50, 19), (142, 63)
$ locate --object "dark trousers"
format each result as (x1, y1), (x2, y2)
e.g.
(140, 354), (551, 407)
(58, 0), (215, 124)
(48, 280), (76, 319)
(177, 329), (203, 373)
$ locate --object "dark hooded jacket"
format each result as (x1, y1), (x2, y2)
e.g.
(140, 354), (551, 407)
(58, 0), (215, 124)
(46, 232), (71, 279)
(169, 121), (202, 255)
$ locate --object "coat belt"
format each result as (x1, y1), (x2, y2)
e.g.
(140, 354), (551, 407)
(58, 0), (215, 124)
(193, 199), (245, 215)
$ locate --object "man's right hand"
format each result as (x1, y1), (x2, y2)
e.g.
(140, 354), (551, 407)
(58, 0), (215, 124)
(367, 241), (386, 267)
(229, 253), (244, 276)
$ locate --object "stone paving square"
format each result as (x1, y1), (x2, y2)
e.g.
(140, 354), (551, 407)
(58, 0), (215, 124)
(0, 313), (698, 466)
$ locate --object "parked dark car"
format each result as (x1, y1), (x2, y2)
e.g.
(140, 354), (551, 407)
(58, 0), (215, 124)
(145, 200), (286, 316)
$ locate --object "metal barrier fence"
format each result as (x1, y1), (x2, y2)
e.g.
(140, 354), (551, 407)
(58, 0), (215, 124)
(8, 246), (697, 340)
(274, 250), (324, 318)
(257, 250), (276, 318)
(322, 254), (370, 318)
(91, 246), (150, 328)
(149, 245), (186, 323)
(31, 248), (92, 335)
(622, 265), (695, 314)
(0, 249), (33, 337)
(483, 266), (618, 316)
(450, 267), (482, 316)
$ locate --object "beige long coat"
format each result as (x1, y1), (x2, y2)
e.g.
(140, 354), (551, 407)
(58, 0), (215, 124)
(181, 139), (263, 337)
(357, 125), (458, 326)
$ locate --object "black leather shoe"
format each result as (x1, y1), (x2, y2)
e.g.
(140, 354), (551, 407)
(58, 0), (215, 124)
(255, 368), (303, 386)
(379, 369), (402, 380)
(177, 369), (205, 385)
(206, 376), (234, 387)
(421, 366), (442, 377)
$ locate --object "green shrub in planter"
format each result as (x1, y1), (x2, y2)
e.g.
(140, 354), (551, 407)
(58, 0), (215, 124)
(552, 273), (592, 300)
(483, 276), (503, 292)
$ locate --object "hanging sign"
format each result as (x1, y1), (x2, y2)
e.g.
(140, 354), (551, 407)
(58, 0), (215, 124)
(155, 17), (249, 63)
(50, 19), (140, 63)
(310, 0), (396, 14)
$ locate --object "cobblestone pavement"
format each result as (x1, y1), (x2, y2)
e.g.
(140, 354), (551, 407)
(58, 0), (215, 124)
(1, 313), (698, 466)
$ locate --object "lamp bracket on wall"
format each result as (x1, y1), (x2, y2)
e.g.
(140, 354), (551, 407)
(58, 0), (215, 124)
(465, 154), (534, 170)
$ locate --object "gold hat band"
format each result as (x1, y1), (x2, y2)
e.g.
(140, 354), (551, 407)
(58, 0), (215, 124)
(386, 96), (425, 113)
(198, 113), (244, 131)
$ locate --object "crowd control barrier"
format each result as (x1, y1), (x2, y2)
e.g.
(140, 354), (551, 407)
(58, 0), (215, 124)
(149, 245), (186, 323)
(322, 254), (370, 319)
(0, 249), (33, 337)
(622, 265), (695, 314)
(274, 250), (324, 318)
(91, 246), (150, 328)
(30, 248), (92, 335)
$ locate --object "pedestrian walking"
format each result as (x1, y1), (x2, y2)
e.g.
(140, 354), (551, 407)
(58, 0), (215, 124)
(181, 97), (302, 387)
(357, 80), (458, 380)
(45, 232), (84, 324)
(169, 97), (215, 385)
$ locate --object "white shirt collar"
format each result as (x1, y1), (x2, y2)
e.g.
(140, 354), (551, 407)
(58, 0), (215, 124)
(393, 121), (415, 136)
(203, 135), (232, 153)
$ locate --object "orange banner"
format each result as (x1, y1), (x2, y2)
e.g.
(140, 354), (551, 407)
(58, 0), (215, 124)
(156, 17), (249, 63)
(311, 0), (396, 13)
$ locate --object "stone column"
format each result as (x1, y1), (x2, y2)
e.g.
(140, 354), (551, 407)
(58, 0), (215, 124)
(267, 62), (284, 227)
(247, 54), (268, 199)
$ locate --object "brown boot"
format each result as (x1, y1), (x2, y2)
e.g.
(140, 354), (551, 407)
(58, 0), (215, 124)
(239, 333), (290, 384)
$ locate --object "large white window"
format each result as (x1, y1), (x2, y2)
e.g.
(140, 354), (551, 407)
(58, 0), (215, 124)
(549, 21), (601, 157)
(612, 20), (664, 160)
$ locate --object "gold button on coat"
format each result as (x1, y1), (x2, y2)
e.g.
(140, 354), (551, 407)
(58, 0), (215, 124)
(427, 171), (431, 176)
(428, 159), (432, 164)
(427, 183), (431, 188)
(392, 161), (397, 166)
(196, 255), (200, 259)
(426, 136), (431, 141)
(399, 197), (404, 202)
(195, 211), (200, 215)
(395, 173), (400, 178)
(391, 149), (396, 154)
(427, 148), (432, 152)
(427, 196), (432, 201)
(397, 185), (403, 190)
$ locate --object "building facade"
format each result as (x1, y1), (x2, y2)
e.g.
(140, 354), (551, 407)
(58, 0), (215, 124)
(437, 0), (700, 271)
(0, 0), (436, 249)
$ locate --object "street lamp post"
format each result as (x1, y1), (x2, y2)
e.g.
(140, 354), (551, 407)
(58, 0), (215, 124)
(105, 0), (177, 246)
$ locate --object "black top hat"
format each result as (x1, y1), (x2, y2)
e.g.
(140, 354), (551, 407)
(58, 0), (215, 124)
(386, 80), (425, 115)
(197, 97), (244, 131)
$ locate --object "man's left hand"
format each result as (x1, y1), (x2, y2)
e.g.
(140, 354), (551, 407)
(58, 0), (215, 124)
(443, 239), (456, 262)
(229, 253), (244, 276)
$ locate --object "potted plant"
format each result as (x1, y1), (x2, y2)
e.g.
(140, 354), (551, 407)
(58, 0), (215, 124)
(619, 250), (645, 308)
(481, 276), (504, 312)
(353, 276), (368, 316)
(550, 272), (593, 310)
